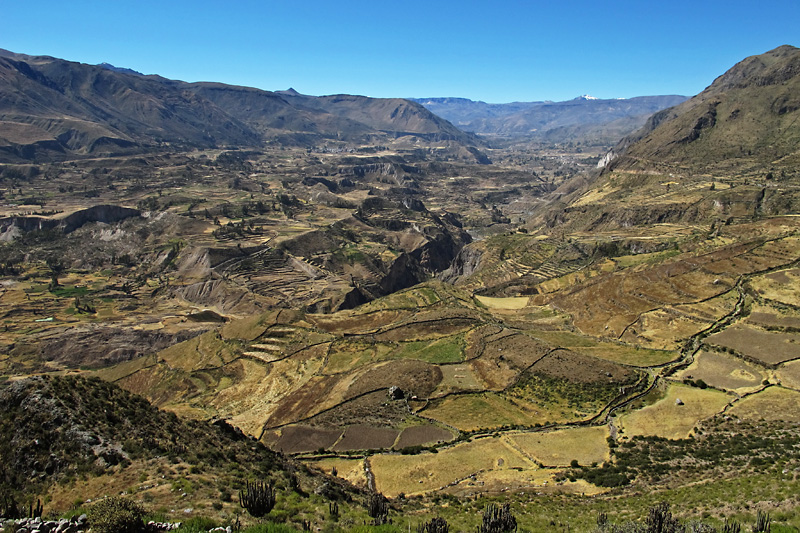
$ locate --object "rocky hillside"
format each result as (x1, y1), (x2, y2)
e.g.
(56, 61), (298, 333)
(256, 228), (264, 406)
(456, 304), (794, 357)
(0, 375), (353, 514)
(534, 45), (800, 232)
(607, 45), (800, 177)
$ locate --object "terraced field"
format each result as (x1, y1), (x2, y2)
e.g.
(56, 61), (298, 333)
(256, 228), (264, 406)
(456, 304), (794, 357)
(78, 217), (800, 498)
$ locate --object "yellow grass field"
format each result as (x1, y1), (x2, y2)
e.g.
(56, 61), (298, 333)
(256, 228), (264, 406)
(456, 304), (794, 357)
(676, 350), (767, 393)
(475, 295), (531, 309)
(370, 437), (534, 497)
(507, 426), (610, 467)
(618, 383), (731, 439)
(749, 268), (800, 307)
(777, 359), (800, 390)
(308, 458), (368, 489)
(728, 386), (800, 422)
(529, 330), (676, 367)
(422, 392), (566, 431)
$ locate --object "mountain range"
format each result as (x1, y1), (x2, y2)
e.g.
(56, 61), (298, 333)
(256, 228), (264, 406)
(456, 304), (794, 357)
(412, 94), (688, 144)
(0, 49), (477, 162)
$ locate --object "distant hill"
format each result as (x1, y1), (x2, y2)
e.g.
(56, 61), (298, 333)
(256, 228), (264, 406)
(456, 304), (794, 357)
(0, 49), (480, 162)
(412, 95), (687, 144)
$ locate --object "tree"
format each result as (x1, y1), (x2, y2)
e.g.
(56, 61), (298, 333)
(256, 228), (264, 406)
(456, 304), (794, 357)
(46, 257), (65, 289)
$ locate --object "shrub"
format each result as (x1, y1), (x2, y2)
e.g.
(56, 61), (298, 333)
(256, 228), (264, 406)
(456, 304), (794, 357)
(177, 516), (219, 532)
(86, 497), (145, 533)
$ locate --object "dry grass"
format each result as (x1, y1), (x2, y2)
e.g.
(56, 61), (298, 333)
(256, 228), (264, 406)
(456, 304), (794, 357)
(370, 437), (534, 497)
(705, 324), (800, 365)
(676, 350), (767, 392)
(421, 393), (537, 431)
(308, 457), (368, 489)
(618, 383), (731, 439)
(749, 267), (800, 306)
(728, 386), (800, 422)
(323, 340), (393, 374)
(475, 295), (531, 309)
(507, 426), (610, 467)
(433, 364), (484, 395)
(777, 359), (800, 390)
(421, 390), (582, 432)
(529, 330), (677, 367)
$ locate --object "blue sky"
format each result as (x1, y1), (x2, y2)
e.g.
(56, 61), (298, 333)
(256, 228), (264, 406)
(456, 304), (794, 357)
(4, 0), (799, 103)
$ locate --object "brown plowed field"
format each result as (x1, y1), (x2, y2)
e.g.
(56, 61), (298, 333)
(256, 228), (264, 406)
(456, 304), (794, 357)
(705, 324), (800, 365)
(395, 425), (454, 448)
(346, 359), (443, 399)
(375, 317), (478, 342)
(272, 425), (343, 454)
(332, 425), (400, 451)
(529, 349), (634, 383)
(748, 311), (800, 329)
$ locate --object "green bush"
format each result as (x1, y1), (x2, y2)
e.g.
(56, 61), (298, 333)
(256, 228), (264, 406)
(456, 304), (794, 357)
(176, 516), (219, 532)
(86, 497), (145, 533)
(242, 523), (300, 533)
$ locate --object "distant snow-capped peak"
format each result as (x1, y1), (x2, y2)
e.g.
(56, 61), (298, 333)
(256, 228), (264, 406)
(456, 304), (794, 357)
(577, 94), (598, 100)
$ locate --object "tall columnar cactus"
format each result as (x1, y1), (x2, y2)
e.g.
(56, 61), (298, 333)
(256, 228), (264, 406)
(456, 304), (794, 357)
(238, 481), (276, 518)
(366, 491), (389, 526)
(418, 516), (450, 533)
(722, 519), (742, 533)
(28, 498), (43, 518)
(480, 503), (517, 533)
(753, 510), (771, 533)
(329, 501), (339, 521)
(646, 502), (679, 533)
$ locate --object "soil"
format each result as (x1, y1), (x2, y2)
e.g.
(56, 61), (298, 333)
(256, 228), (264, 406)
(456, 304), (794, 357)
(529, 348), (634, 383)
(332, 425), (400, 451)
(271, 425), (343, 454)
(395, 425), (455, 448)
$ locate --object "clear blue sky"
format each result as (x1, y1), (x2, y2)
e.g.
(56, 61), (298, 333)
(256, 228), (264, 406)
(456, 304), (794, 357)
(4, 0), (799, 103)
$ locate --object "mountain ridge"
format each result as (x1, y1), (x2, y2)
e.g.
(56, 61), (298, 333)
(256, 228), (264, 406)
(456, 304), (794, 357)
(411, 94), (688, 142)
(0, 49), (481, 162)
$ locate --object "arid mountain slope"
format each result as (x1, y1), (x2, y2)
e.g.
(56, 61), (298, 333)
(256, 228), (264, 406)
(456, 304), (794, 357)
(536, 45), (800, 232)
(0, 49), (481, 162)
(608, 44), (800, 176)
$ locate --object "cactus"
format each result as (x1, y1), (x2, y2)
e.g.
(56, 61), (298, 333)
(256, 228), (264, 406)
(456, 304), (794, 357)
(418, 516), (450, 533)
(646, 502), (680, 533)
(479, 503), (517, 533)
(366, 491), (389, 526)
(238, 481), (276, 518)
(722, 519), (741, 533)
(28, 498), (43, 518)
(753, 510), (771, 533)
(0, 492), (21, 519)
